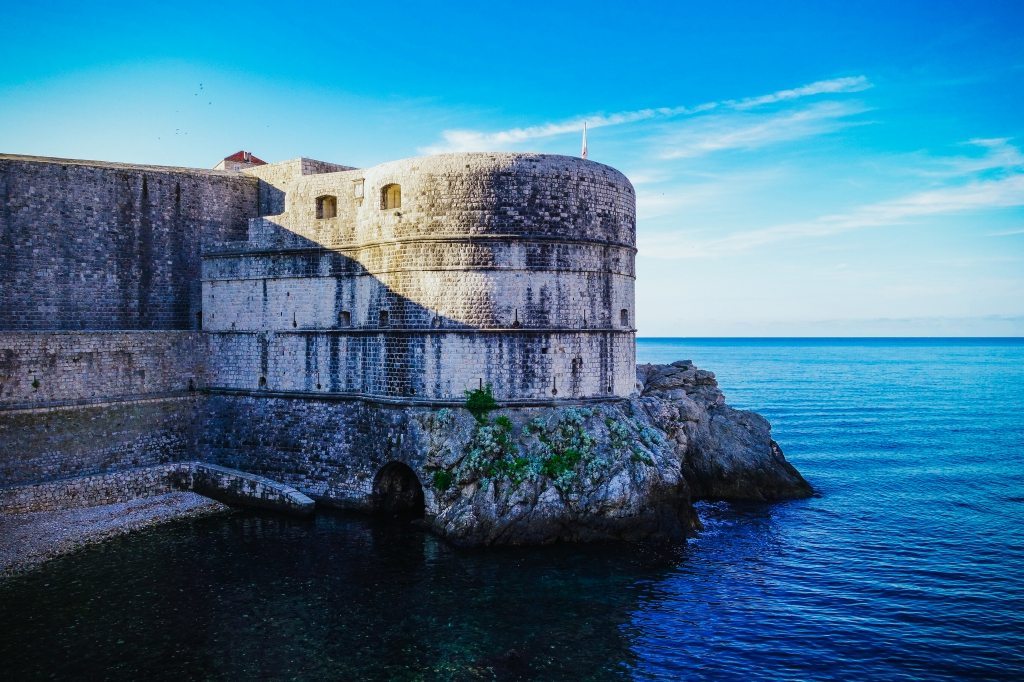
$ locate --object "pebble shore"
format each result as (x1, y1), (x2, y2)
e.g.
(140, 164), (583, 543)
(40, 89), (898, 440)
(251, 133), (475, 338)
(0, 492), (229, 578)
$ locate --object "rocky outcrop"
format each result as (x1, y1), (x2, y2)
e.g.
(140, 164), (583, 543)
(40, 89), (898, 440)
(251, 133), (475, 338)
(637, 360), (813, 502)
(424, 360), (811, 546)
(421, 402), (695, 546)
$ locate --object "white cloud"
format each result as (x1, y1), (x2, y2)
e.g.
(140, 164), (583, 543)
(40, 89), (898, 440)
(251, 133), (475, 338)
(657, 101), (869, 159)
(950, 138), (1024, 173)
(729, 75), (872, 110)
(902, 138), (1024, 179)
(419, 75), (871, 154)
(987, 227), (1024, 237)
(639, 169), (1024, 258)
(634, 168), (787, 220)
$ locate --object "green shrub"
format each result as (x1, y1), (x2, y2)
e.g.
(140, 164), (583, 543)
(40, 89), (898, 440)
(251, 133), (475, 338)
(606, 417), (632, 451)
(464, 384), (498, 424)
(432, 469), (453, 492)
(493, 415), (513, 430)
(541, 447), (583, 479)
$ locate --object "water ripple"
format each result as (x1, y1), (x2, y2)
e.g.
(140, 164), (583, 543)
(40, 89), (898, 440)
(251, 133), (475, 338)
(1, 339), (1022, 679)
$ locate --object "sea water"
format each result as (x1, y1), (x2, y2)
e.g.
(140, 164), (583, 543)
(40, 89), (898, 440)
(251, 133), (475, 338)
(1, 338), (1022, 679)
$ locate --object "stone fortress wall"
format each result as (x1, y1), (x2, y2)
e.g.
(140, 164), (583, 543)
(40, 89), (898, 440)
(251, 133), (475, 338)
(0, 155), (257, 331)
(0, 149), (638, 512)
(203, 153), (637, 401)
(0, 155), (256, 491)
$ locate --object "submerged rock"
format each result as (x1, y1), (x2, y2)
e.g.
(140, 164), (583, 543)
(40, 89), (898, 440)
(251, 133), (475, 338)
(423, 361), (812, 546)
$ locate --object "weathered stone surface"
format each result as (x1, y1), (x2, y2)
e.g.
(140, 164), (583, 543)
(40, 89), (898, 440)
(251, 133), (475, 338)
(172, 463), (315, 516)
(0, 360), (811, 547)
(205, 152), (637, 402)
(0, 396), (202, 488)
(0, 463), (182, 514)
(0, 150), (810, 551)
(421, 402), (695, 546)
(0, 331), (206, 409)
(418, 360), (811, 545)
(0, 155), (256, 331)
(0, 461), (314, 517)
(638, 361), (813, 502)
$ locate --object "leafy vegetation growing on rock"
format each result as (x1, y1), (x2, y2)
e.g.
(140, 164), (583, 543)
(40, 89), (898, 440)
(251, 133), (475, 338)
(432, 469), (453, 492)
(463, 385), (497, 424)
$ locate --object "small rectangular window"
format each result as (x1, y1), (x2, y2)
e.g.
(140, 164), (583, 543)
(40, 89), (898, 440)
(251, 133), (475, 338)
(353, 179), (364, 199)
(381, 184), (401, 210)
(316, 195), (337, 219)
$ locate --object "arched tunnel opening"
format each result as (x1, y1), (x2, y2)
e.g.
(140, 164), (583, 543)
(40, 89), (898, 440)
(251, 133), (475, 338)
(372, 462), (425, 520)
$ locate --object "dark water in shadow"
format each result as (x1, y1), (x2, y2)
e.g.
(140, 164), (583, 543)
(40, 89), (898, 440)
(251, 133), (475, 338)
(0, 512), (679, 680)
(2, 338), (1023, 680)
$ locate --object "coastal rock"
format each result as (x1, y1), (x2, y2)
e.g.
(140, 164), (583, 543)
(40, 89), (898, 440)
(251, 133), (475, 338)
(638, 361), (813, 502)
(423, 361), (811, 546)
(423, 402), (695, 546)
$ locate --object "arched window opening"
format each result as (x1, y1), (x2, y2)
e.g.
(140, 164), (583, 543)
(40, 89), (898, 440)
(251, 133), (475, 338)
(338, 310), (351, 327)
(379, 310), (390, 327)
(381, 184), (401, 210)
(620, 308), (630, 327)
(316, 195), (337, 219)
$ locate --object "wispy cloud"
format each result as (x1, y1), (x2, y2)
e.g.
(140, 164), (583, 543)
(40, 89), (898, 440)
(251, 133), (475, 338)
(639, 146), (1024, 258)
(945, 137), (1024, 175)
(420, 76), (871, 153)
(657, 101), (870, 159)
(987, 227), (1024, 237)
(729, 76), (871, 110)
(635, 168), (788, 220)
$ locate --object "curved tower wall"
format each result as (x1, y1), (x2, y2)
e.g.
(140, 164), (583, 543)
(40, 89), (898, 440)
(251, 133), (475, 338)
(203, 153), (636, 401)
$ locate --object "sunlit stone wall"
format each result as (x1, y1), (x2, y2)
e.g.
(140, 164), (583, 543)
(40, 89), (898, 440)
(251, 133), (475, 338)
(203, 153), (637, 401)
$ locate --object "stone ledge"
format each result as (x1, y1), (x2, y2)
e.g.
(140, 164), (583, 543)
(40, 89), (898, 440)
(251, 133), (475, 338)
(202, 233), (638, 257)
(0, 392), (198, 414)
(0, 462), (315, 517)
(203, 387), (633, 407)
(170, 463), (315, 516)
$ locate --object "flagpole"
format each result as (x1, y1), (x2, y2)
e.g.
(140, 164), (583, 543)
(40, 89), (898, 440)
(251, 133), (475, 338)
(581, 121), (588, 160)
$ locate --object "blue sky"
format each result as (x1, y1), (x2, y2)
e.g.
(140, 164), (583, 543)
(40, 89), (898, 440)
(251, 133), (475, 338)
(2, 0), (1022, 335)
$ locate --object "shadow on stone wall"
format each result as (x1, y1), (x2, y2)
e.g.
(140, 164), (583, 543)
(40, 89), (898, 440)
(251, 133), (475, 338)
(202, 215), (631, 402)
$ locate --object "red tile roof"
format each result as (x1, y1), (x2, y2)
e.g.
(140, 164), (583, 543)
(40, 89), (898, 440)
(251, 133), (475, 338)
(222, 151), (266, 165)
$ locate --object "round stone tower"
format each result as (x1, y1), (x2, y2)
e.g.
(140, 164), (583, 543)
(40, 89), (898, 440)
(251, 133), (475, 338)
(203, 152), (637, 402)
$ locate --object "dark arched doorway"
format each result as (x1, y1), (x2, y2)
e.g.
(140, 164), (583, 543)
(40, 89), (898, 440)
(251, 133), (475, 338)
(372, 462), (425, 519)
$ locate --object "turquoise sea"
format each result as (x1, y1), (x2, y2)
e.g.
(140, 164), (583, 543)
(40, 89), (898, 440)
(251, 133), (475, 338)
(1, 338), (1023, 679)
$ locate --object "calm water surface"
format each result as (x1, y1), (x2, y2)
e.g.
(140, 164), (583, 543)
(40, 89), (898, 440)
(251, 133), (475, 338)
(2, 338), (1023, 680)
